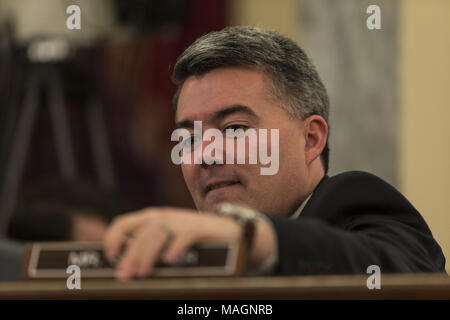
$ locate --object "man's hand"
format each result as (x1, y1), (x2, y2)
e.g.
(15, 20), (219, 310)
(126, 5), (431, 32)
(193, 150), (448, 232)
(103, 207), (276, 280)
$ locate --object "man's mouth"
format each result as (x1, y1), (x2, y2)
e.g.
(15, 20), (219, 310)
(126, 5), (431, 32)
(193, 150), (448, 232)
(205, 180), (241, 194)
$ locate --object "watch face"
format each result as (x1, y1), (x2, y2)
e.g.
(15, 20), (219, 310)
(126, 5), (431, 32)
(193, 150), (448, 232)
(218, 202), (258, 220)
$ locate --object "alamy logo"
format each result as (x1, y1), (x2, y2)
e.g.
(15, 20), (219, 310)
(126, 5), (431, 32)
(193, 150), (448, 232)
(366, 5), (381, 30)
(66, 5), (81, 30)
(171, 121), (279, 175)
(366, 265), (381, 289)
(66, 265), (81, 290)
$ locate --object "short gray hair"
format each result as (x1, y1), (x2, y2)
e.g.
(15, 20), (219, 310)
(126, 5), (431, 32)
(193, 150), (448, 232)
(172, 26), (330, 173)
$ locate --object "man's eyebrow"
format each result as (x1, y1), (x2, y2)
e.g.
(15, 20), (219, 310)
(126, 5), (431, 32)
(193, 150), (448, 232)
(210, 104), (258, 122)
(176, 105), (258, 129)
(175, 119), (194, 129)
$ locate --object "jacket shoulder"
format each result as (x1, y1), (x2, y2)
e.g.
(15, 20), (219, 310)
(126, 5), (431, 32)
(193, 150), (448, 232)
(321, 170), (404, 204)
(327, 170), (395, 190)
(303, 171), (421, 226)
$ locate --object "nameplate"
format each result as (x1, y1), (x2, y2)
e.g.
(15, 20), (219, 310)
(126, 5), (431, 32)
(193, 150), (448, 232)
(22, 241), (244, 279)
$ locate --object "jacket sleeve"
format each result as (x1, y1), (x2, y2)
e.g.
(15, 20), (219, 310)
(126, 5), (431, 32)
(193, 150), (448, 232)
(267, 214), (446, 275)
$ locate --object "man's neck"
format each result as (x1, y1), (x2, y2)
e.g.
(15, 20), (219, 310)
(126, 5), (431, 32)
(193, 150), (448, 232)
(289, 164), (325, 217)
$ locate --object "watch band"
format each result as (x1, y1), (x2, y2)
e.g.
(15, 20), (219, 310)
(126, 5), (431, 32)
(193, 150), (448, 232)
(217, 203), (258, 265)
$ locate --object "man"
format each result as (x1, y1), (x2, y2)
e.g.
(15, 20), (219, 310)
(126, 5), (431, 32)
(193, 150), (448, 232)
(104, 26), (445, 279)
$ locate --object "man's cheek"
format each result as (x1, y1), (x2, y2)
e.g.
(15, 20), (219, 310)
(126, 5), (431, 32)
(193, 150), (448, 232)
(181, 165), (194, 189)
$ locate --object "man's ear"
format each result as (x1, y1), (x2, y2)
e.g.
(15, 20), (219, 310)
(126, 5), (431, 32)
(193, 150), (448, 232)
(304, 115), (328, 165)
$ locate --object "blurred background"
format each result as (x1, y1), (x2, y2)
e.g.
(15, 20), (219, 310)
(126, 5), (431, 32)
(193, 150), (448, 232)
(0, 0), (448, 276)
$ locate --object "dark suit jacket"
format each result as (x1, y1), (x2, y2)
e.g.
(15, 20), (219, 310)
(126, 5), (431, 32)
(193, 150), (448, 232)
(268, 171), (446, 275)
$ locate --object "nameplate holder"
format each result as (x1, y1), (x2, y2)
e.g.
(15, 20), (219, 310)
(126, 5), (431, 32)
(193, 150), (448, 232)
(22, 240), (244, 279)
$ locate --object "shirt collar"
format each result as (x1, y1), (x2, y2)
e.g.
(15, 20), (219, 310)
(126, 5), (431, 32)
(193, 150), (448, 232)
(290, 193), (312, 220)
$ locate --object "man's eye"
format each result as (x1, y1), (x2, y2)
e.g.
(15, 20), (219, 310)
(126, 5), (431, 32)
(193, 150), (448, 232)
(225, 124), (248, 131)
(224, 124), (249, 138)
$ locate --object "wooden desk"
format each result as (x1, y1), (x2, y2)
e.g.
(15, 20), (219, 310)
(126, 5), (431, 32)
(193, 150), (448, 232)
(0, 273), (449, 299)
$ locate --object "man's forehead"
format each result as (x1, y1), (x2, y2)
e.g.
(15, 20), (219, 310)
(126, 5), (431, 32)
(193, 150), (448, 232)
(176, 67), (271, 122)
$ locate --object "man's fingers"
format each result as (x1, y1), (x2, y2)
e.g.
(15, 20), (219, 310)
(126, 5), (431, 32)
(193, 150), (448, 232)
(115, 231), (146, 279)
(116, 225), (168, 279)
(104, 232), (128, 262)
(162, 234), (193, 264)
(136, 228), (171, 277)
(104, 213), (149, 260)
(102, 208), (243, 280)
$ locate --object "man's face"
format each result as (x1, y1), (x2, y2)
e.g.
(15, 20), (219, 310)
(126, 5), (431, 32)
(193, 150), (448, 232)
(176, 67), (310, 216)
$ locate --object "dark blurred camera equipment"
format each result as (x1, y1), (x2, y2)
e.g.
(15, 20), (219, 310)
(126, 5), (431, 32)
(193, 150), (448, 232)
(0, 0), (118, 235)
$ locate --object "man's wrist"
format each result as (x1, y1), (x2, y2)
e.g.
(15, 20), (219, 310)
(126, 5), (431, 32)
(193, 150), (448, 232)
(217, 203), (278, 274)
(249, 215), (278, 275)
(217, 203), (257, 255)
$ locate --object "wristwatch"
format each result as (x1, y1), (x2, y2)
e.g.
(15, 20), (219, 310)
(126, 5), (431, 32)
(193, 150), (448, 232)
(217, 202), (258, 258)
